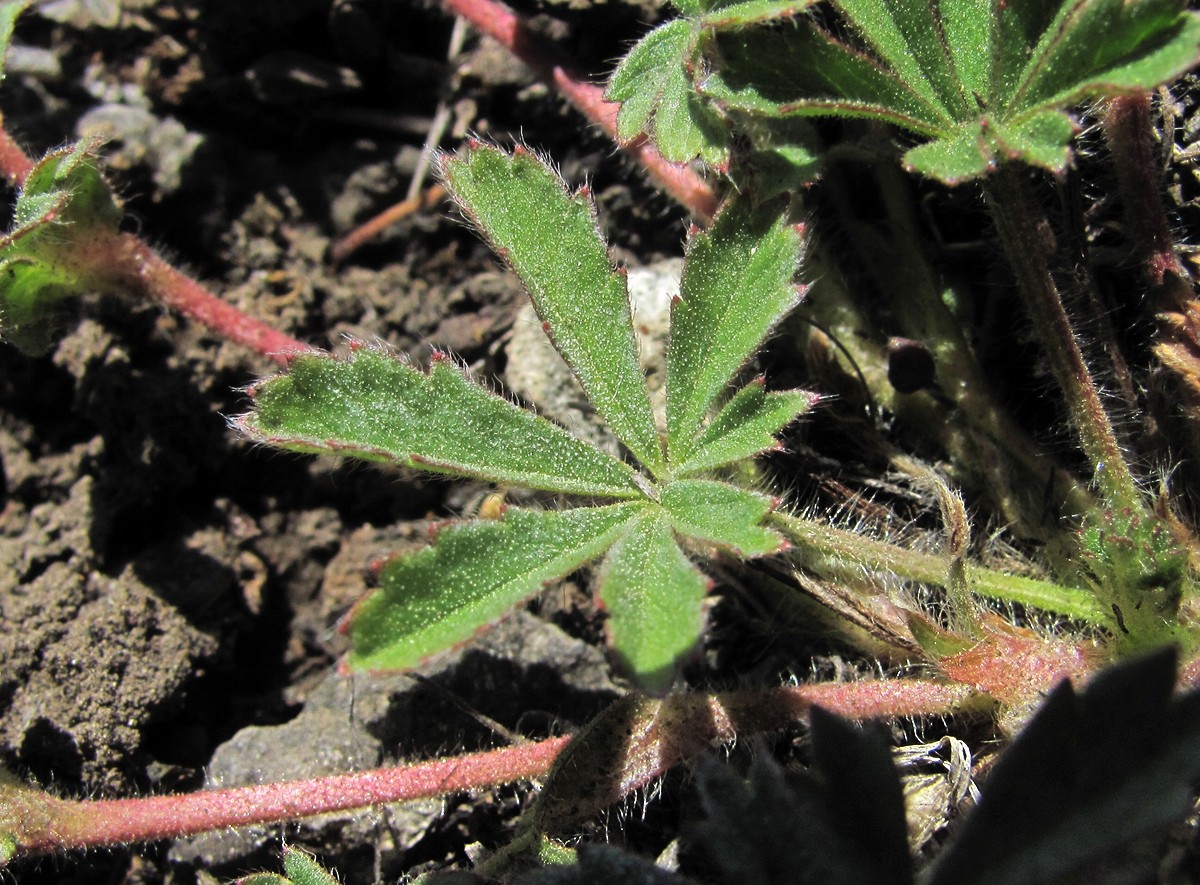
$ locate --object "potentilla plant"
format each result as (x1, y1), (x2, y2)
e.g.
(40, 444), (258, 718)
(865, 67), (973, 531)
(238, 142), (814, 690)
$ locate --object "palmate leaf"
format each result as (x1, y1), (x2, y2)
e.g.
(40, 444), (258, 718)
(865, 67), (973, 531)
(238, 346), (643, 497)
(350, 504), (642, 671)
(693, 0), (1200, 183)
(441, 144), (665, 475)
(242, 145), (802, 687)
(666, 198), (804, 460)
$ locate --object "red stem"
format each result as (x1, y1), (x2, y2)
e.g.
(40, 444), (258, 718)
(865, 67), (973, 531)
(109, 235), (313, 364)
(0, 134), (310, 365)
(3, 679), (983, 860)
(438, 0), (719, 223)
(10, 736), (571, 855)
(1103, 93), (1186, 287)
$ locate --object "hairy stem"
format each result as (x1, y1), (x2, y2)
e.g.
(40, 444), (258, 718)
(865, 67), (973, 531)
(772, 510), (1109, 623)
(983, 165), (1142, 515)
(438, 0), (719, 222)
(1103, 92), (1186, 287)
(0, 133), (310, 364)
(107, 234), (311, 363)
(820, 147), (1093, 540)
(0, 680), (985, 862)
(0, 737), (571, 859)
(1105, 93), (1200, 498)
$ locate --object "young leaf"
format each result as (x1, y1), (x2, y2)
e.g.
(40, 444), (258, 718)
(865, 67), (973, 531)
(0, 140), (123, 353)
(238, 346), (644, 498)
(605, 19), (729, 165)
(666, 197), (803, 458)
(281, 847), (339, 885)
(596, 509), (709, 690)
(349, 503), (642, 671)
(675, 381), (817, 475)
(441, 144), (666, 475)
(659, 478), (784, 556)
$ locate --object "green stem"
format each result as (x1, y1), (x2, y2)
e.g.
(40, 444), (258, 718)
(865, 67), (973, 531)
(983, 165), (1142, 514)
(817, 148), (1093, 544)
(772, 510), (1108, 623)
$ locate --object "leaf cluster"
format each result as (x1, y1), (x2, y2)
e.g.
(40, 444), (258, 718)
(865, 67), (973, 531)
(239, 144), (814, 689)
(609, 0), (1200, 182)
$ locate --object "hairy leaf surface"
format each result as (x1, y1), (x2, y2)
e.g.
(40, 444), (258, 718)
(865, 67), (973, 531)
(659, 479), (784, 556)
(676, 381), (816, 475)
(691, 0), (1200, 182)
(350, 504), (642, 671)
(597, 510), (709, 690)
(606, 20), (728, 165)
(667, 197), (803, 457)
(240, 346), (643, 497)
(442, 145), (665, 474)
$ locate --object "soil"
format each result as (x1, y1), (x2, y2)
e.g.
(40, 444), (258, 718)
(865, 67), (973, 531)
(0, 1), (710, 882)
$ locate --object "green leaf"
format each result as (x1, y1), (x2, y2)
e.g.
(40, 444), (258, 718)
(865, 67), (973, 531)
(704, 24), (954, 136)
(596, 510), (709, 689)
(698, 0), (819, 29)
(349, 504), (642, 671)
(239, 345), (643, 498)
(659, 478), (784, 556)
(0, 140), (123, 353)
(693, 0), (1200, 184)
(902, 110), (1074, 182)
(0, 1), (32, 82)
(442, 145), (665, 475)
(995, 110), (1075, 171)
(940, 0), (992, 105)
(666, 197), (803, 456)
(281, 847), (339, 885)
(676, 381), (817, 474)
(606, 20), (729, 165)
(1013, 0), (1200, 115)
(989, 0), (1063, 104)
(832, 0), (966, 116)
